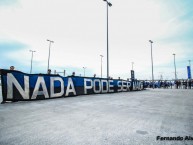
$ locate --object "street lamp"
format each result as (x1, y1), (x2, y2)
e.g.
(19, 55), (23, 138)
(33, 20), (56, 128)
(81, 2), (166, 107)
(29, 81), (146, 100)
(149, 40), (154, 88)
(173, 53), (177, 80)
(188, 60), (192, 79)
(29, 50), (36, 74)
(103, 0), (112, 79)
(47, 39), (54, 71)
(158, 72), (163, 80)
(100, 55), (104, 78)
(83, 67), (86, 77)
(131, 62), (134, 70)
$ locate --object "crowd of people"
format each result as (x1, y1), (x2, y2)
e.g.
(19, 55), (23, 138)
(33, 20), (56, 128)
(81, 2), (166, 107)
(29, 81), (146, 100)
(173, 79), (193, 89)
(144, 80), (173, 89)
(144, 80), (193, 89)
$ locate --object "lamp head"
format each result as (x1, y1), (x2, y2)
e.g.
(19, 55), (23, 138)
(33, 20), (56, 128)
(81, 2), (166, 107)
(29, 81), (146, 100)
(30, 50), (36, 52)
(47, 39), (54, 43)
(108, 2), (112, 6)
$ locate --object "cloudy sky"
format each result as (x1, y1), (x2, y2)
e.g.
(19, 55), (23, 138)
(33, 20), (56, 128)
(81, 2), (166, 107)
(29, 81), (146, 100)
(0, 0), (193, 80)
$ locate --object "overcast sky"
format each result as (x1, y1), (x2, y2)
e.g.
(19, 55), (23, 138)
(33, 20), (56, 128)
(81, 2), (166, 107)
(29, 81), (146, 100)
(0, 0), (193, 80)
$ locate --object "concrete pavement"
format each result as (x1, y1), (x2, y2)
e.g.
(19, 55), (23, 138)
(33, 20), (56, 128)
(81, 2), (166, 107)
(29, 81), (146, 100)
(0, 88), (193, 145)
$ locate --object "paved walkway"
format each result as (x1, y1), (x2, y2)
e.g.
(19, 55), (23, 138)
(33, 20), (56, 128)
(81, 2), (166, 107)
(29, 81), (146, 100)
(0, 88), (193, 145)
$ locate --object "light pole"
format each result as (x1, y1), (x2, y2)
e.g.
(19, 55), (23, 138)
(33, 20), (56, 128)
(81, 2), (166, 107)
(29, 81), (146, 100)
(173, 54), (177, 80)
(103, 0), (112, 79)
(83, 67), (86, 77)
(149, 40), (154, 88)
(188, 60), (192, 79)
(159, 72), (163, 80)
(100, 55), (104, 78)
(131, 62), (134, 70)
(29, 50), (36, 74)
(47, 39), (54, 71)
